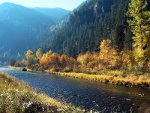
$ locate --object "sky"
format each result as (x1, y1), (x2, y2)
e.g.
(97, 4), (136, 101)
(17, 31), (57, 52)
(0, 0), (86, 10)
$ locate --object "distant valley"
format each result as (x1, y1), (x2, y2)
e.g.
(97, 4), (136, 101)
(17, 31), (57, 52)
(0, 2), (69, 64)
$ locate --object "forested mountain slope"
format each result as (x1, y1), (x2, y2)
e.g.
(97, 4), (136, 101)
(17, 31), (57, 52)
(44, 0), (131, 57)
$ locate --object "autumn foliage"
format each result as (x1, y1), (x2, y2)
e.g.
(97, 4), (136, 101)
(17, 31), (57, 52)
(15, 37), (150, 73)
(99, 39), (121, 69)
(76, 39), (147, 72)
(10, 0), (150, 75)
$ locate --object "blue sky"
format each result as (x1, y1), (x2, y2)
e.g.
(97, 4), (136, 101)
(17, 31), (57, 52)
(0, 0), (86, 10)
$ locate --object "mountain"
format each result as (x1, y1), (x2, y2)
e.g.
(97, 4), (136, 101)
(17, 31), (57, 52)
(44, 0), (131, 57)
(0, 2), (69, 63)
(33, 8), (70, 22)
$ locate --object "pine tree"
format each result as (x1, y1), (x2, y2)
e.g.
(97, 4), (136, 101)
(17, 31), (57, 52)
(128, 0), (150, 70)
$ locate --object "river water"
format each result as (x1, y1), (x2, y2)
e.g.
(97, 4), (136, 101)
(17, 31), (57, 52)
(0, 67), (150, 113)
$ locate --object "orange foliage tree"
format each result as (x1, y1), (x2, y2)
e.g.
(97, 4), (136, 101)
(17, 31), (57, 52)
(39, 51), (60, 68)
(39, 51), (52, 65)
(77, 52), (99, 69)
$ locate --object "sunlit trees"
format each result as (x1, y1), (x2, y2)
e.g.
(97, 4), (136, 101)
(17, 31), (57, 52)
(77, 39), (123, 70)
(59, 54), (69, 67)
(38, 50), (78, 72)
(128, 0), (150, 70)
(48, 53), (60, 70)
(25, 50), (36, 66)
(86, 53), (99, 69)
(77, 52), (93, 66)
(147, 60), (150, 70)
(77, 52), (100, 71)
(36, 48), (43, 59)
(59, 54), (77, 72)
(69, 57), (76, 67)
(99, 39), (111, 66)
(99, 39), (121, 69)
(121, 50), (135, 71)
(39, 51), (60, 71)
(39, 50), (53, 65)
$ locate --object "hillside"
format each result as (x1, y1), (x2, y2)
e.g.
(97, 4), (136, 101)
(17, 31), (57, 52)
(33, 8), (70, 22)
(0, 2), (69, 63)
(44, 0), (131, 57)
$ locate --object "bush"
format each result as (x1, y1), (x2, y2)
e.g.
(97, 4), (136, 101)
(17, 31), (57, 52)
(99, 39), (122, 69)
(120, 50), (135, 71)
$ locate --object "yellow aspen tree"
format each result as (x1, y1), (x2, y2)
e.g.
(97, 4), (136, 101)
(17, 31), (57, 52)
(128, 0), (150, 70)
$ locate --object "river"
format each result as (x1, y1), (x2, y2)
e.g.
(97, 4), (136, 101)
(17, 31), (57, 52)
(0, 67), (150, 112)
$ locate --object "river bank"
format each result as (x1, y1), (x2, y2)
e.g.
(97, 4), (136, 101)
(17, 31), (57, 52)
(9, 66), (150, 88)
(46, 70), (150, 89)
(0, 72), (86, 113)
(2, 67), (150, 112)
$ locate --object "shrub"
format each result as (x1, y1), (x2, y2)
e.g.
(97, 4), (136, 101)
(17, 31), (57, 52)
(99, 39), (121, 69)
(120, 50), (136, 71)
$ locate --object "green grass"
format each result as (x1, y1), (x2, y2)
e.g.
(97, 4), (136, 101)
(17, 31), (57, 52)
(0, 73), (86, 113)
